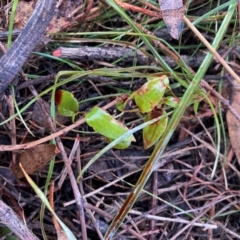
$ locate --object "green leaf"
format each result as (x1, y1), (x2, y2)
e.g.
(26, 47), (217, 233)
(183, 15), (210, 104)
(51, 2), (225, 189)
(163, 96), (179, 108)
(86, 107), (135, 149)
(143, 108), (168, 149)
(55, 90), (78, 119)
(134, 75), (169, 113)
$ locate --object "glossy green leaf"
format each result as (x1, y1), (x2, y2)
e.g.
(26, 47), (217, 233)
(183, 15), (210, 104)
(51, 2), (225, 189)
(134, 75), (169, 113)
(163, 96), (179, 108)
(143, 108), (168, 149)
(86, 107), (135, 149)
(55, 90), (78, 119)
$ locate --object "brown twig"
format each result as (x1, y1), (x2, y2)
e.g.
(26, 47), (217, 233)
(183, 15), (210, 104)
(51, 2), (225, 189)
(52, 45), (240, 69)
(15, 74), (55, 90)
(0, 200), (39, 240)
(114, 0), (162, 18)
(49, 181), (61, 234)
(57, 136), (80, 189)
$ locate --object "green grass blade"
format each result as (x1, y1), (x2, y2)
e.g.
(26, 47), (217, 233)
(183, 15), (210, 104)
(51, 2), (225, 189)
(8, 0), (19, 47)
(11, 85), (34, 136)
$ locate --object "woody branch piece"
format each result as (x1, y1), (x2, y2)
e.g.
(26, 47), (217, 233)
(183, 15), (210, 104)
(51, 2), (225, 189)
(0, 0), (56, 95)
(0, 199), (39, 240)
(53, 46), (239, 69)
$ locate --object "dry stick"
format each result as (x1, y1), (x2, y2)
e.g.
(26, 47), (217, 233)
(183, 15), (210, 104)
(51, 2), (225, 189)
(85, 203), (146, 240)
(52, 46), (151, 65)
(85, 208), (104, 240)
(54, 137), (87, 239)
(0, 0), (56, 95)
(53, 46), (207, 69)
(114, 0), (161, 17)
(217, 221), (240, 239)
(169, 207), (213, 240)
(57, 136), (80, 189)
(0, 29), (20, 40)
(16, 74), (55, 91)
(72, 139), (88, 240)
(0, 116), (86, 151)
(49, 181), (64, 237)
(72, 0), (94, 22)
(76, 145), (104, 240)
(0, 200), (39, 240)
(55, 137), (88, 240)
(129, 209), (216, 229)
(54, 45), (240, 69)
